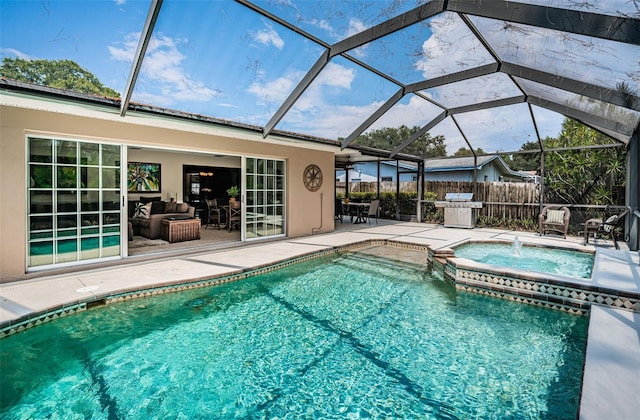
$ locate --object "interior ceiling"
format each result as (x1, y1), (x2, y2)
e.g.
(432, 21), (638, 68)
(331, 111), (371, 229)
(3, 0), (639, 161)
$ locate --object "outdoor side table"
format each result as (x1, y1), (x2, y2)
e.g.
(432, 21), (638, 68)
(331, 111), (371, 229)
(161, 218), (201, 243)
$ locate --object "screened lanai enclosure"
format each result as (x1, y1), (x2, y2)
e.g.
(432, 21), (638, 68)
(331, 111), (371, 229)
(1, 0), (639, 248)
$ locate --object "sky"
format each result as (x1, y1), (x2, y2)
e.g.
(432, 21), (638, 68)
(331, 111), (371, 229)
(1, 0), (637, 155)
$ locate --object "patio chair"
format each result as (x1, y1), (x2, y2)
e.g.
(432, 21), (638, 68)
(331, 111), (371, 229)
(227, 200), (241, 232)
(205, 199), (221, 230)
(539, 205), (571, 238)
(583, 207), (629, 249)
(335, 198), (343, 223)
(366, 199), (380, 225)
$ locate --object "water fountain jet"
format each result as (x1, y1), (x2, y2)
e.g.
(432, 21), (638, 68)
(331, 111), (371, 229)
(513, 236), (522, 257)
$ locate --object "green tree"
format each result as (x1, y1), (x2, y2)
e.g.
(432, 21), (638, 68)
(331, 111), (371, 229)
(452, 147), (486, 157)
(353, 125), (446, 159)
(503, 141), (541, 172)
(0, 57), (120, 98)
(543, 118), (626, 205)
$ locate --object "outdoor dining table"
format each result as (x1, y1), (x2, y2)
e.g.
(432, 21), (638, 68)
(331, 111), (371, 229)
(343, 201), (370, 224)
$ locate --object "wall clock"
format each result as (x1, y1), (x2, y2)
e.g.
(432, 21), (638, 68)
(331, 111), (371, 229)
(303, 164), (323, 192)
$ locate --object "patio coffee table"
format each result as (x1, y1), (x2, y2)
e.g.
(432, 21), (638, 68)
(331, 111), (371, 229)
(161, 218), (201, 243)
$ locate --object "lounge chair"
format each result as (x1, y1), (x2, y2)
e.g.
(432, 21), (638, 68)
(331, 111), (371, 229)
(539, 205), (571, 238)
(583, 207), (629, 249)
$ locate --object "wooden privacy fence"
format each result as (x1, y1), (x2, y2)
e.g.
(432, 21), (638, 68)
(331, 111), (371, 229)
(337, 181), (541, 221)
(424, 181), (541, 221)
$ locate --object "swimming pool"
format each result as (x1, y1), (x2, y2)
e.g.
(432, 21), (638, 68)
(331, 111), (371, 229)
(453, 241), (594, 279)
(0, 252), (587, 418)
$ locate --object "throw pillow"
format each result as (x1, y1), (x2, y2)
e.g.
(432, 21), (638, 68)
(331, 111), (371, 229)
(150, 200), (166, 214)
(603, 215), (617, 233)
(176, 203), (189, 213)
(165, 201), (177, 213)
(546, 210), (565, 224)
(133, 202), (151, 219)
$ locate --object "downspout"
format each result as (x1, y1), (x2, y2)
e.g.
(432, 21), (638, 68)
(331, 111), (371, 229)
(312, 192), (323, 235)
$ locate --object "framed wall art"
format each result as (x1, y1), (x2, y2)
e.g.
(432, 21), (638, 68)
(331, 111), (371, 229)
(127, 162), (161, 193)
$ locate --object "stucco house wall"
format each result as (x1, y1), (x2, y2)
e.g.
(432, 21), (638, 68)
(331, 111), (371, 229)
(0, 98), (336, 281)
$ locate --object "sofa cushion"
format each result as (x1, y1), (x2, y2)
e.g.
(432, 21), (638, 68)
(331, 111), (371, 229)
(133, 202), (151, 219)
(165, 201), (177, 213)
(150, 200), (166, 214)
(176, 202), (189, 213)
(140, 196), (162, 204)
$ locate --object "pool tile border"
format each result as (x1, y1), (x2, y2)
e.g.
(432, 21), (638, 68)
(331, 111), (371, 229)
(2, 239), (638, 338)
(435, 249), (640, 315)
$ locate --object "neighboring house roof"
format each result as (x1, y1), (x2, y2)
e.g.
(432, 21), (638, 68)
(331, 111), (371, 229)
(336, 172), (378, 182)
(347, 156), (532, 181)
(423, 155), (531, 180)
(424, 155), (504, 172)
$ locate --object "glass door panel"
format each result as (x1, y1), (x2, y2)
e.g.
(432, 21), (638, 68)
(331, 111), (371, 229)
(244, 157), (285, 240)
(27, 137), (122, 269)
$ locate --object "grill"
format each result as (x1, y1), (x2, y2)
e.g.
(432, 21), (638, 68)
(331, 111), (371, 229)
(434, 193), (482, 228)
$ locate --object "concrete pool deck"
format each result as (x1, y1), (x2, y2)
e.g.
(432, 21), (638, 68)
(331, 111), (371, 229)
(1, 221), (639, 418)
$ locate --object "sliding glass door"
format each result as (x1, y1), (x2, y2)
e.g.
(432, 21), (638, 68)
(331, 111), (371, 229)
(27, 136), (122, 269)
(244, 157), (285, 240)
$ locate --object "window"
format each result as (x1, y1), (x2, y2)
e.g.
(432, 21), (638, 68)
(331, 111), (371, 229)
(27, 137), (121, 268)
(381, 176), (393, 182)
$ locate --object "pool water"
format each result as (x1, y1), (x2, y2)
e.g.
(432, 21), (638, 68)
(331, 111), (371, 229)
(454, 242), (594, 279)
(0, 253), (587, 418)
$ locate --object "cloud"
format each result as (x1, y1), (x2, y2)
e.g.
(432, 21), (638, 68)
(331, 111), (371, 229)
(415, 12), (494, 78)
(108, 32), (220, 104)
(247, 72), (302, 105)
(369, 95), (440, 132)
(315, 61), (355, 88)
(345, 18), (370, 57)
(309, 18), (334, 34)
(252, 24), (284, 49)
(0, 48), (33, 60)
(114, 0), (126, 5)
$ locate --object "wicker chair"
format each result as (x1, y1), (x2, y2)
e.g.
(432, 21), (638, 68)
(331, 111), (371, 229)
(583, 207), (629, 249)
(539, 205), (571, 238)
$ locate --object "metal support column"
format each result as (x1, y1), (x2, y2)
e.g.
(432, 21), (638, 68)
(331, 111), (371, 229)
(396, 160), (400, 220)
(627, 129), (639, 251)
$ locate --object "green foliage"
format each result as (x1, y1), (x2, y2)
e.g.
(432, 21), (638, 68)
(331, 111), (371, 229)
(502, 141), (541, 172)
(421, 191), (440, 222)
(452, 147), (486, 157)
(543, 119), (626, 205)
(476, 215), (537, 232)
(353, 126), (446, 159)
(226, 186), (239, 197)
(0, 57), (120, 98)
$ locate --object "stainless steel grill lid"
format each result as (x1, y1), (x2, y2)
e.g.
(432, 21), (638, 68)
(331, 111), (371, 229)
(444, 192), (473, 202)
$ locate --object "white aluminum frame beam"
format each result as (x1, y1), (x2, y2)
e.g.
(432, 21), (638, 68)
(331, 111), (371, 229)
(120, 0), (163, 117)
